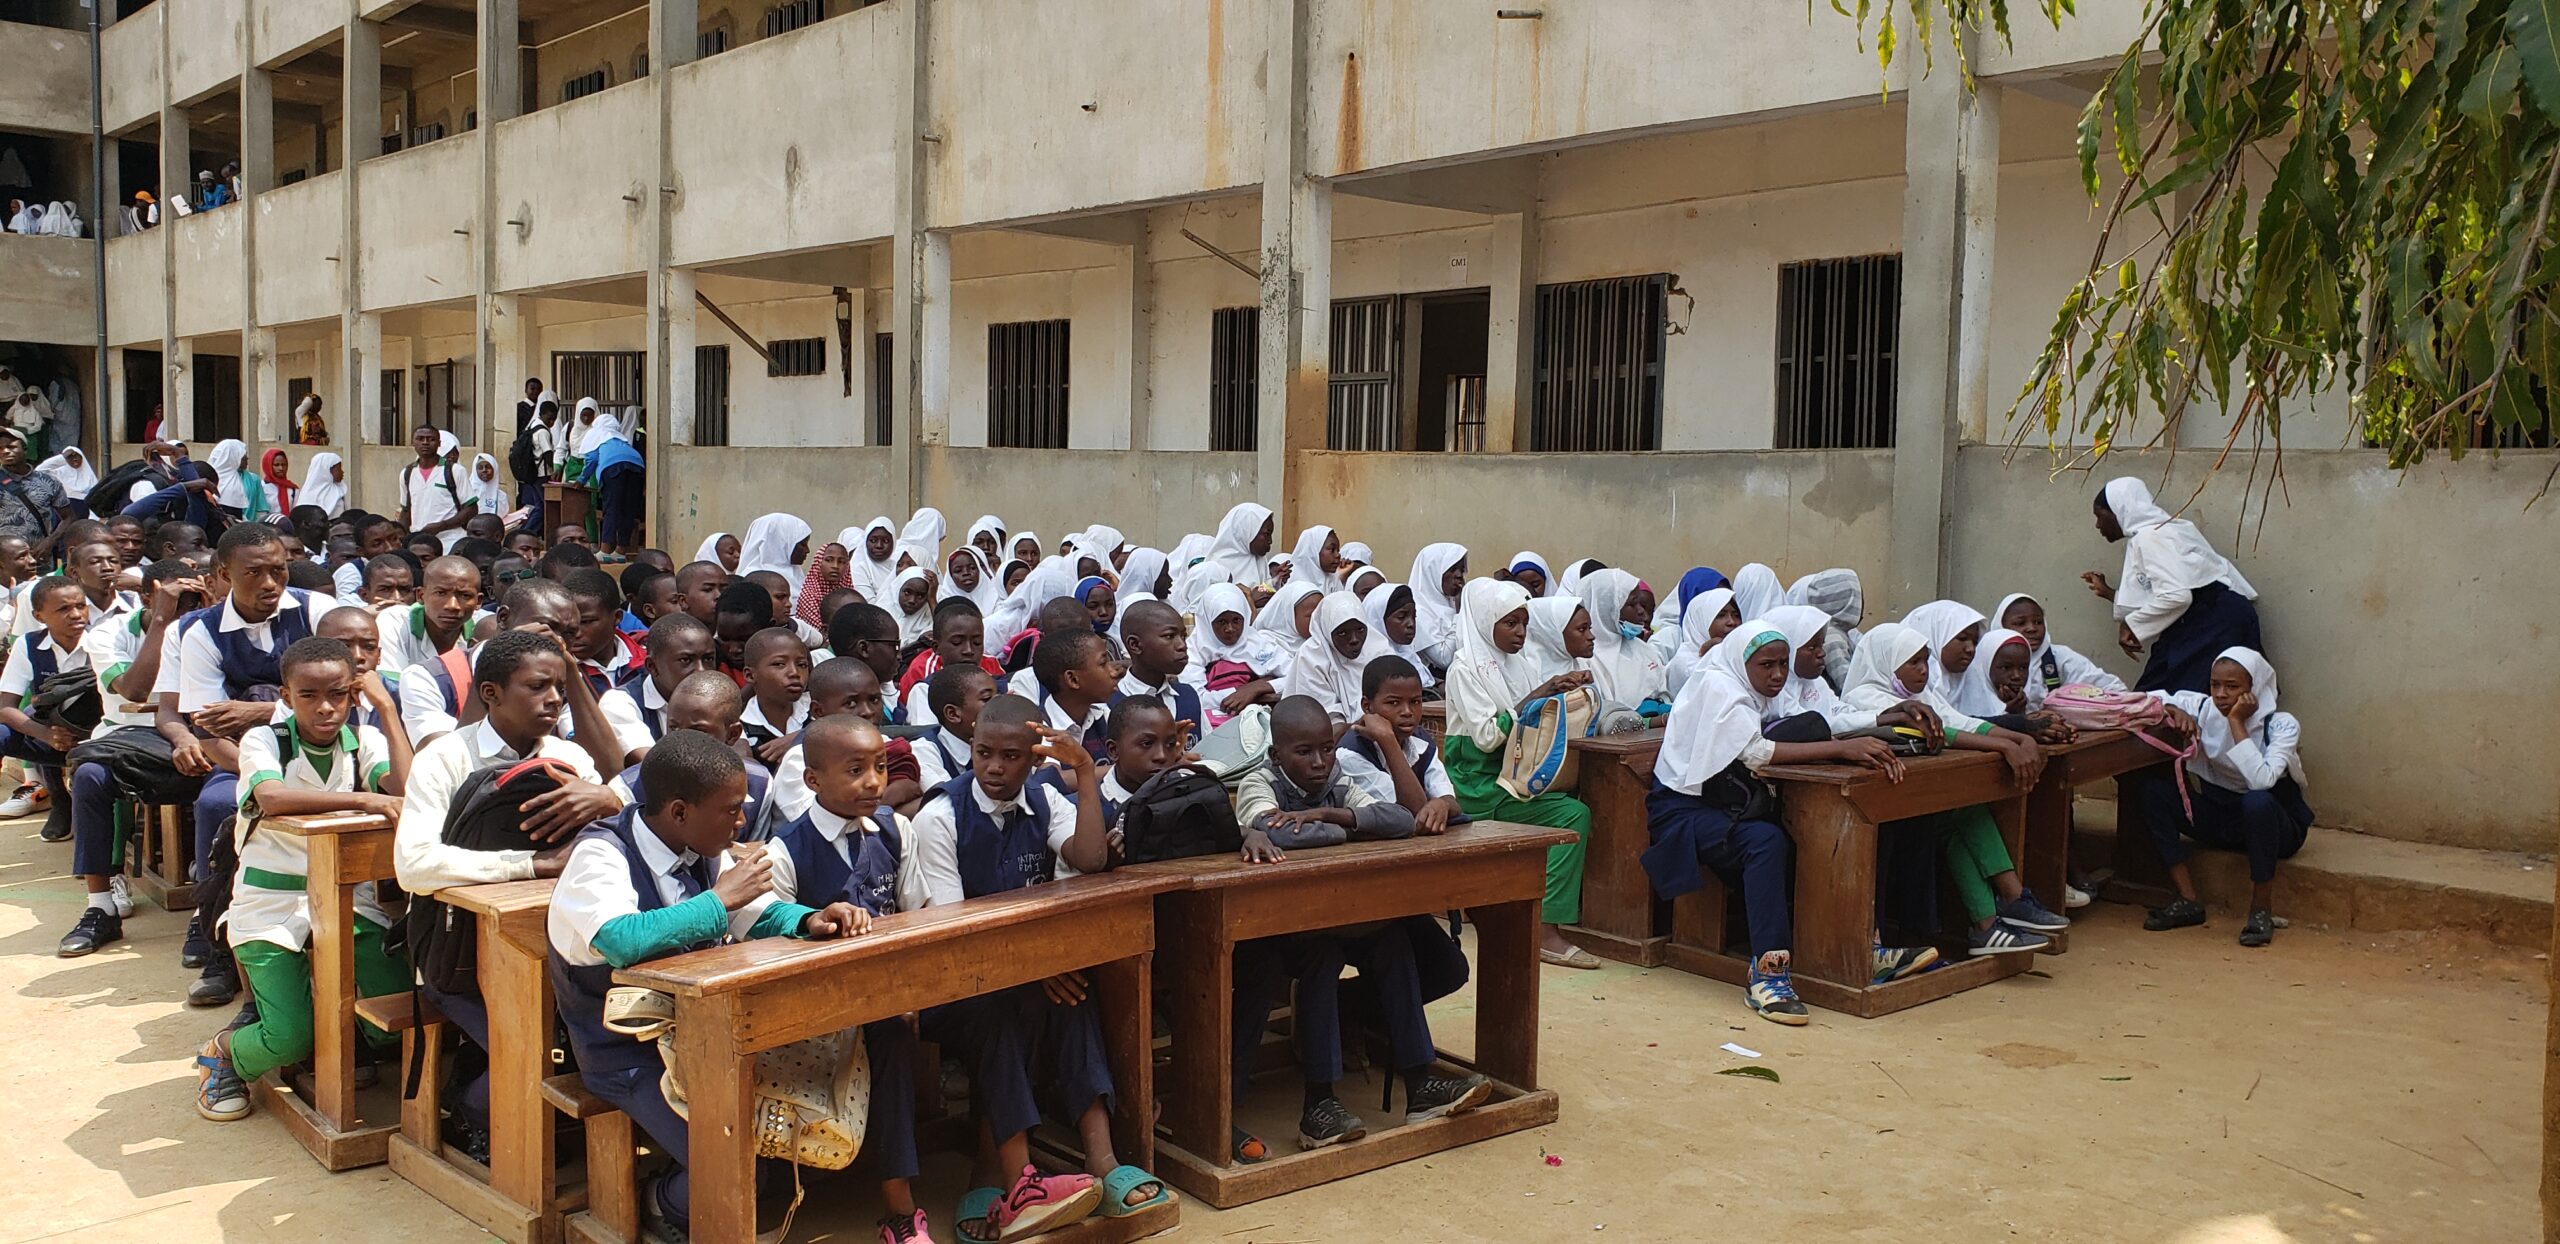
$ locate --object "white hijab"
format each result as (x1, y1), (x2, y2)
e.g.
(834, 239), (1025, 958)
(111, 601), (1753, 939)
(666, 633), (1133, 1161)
(1406, 542), (1467, 658)
(1201, 502), (1272, 588)
(943, 546), (1004, 614)
(1762, 604), (1846, 722)
(1524, 596), (1589, 682)
(298, 451), (345, 518)
(1840, 621), (1932, 713)
(1286, 525), (1340, 595)
(986, 553), (1080, 657)
(1345, 565), (1389, 598)
(1990, 592), (2057, 685)
(895, 507), (947, 573)
(1283, 589), (1387, 722)
(888, 567), (935, 645)
(36, 448), (96, 501)
(965, 514), (1006, 556)
(843, 516), (899, 601)
(1252, 579), (1324, 653)
(208, 439), (249, 508)
(467, 452), (508, 513)
(2101, 477), (2258, 621)
(1904, 600), (1988, 710)
(692, 531), (734, 569)
(1655, 621), (1789, 797)
(1116, 547), (1170, 607)
(1665, 587), (1737, 698)
(1557, 558), (1605, 597)
(1444, 578), (1537, 750)
(737, 513), (813, 587)
(1577, 568), (1666, 711)
(1953, 627), (2027, 719)
(1361, 582), (1437, 688)
(1187, 581), (1290, 674)
(573, 397), (624, 455)
(1729, 562), (1785, 624)
(1340, 540), (1373, 568)
(1504, 550), (1557, 597)
(2195, 646), (2306, 786)
(1081, 524), (1128, 565)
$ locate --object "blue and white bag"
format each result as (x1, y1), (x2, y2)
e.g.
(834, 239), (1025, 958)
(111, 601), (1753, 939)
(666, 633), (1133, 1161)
(1497, 686), (1601, 800)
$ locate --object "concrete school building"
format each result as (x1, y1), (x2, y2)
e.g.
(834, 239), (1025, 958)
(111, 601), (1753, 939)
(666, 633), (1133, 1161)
(0, 0), (2549, 858)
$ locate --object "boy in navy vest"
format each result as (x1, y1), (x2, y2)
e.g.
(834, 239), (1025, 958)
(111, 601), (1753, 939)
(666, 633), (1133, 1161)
(767, 657), (924, 824)
(597, 611), (718, 766)
(762, 714), (934, 1243)
(0, 576), (91, 841)
(912, 664), (994, 793)
(1029, 628), (1113, 765)
(547, 728), (864, 1243)
(1335, 656), (1463, 835)
(609, 670), (777, 841)
(908, 695), (1166, 1237)
(1110, 601), (1204, 749)
(1232, 696), (1487, 1152)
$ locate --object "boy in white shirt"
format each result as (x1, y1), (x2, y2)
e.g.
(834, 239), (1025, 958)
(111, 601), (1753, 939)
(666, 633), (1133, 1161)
(0, 576), (91, 840)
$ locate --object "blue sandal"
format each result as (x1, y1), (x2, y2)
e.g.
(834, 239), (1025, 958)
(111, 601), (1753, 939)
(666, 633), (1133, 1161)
(1098, 1165), (1170, 1217)
(955, 1186), (1002, 1244)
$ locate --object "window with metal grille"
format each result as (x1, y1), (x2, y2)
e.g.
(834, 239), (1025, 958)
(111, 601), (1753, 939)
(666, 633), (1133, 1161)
(1774, 255), (1900, 449)
(987, 319), (1070, 449)
(552, 351), (648, 411)
(698, 26), (728, 56)
(378, 368), (404, 444)
(1327, 297), (1399, 450)
(695, 344), (731, 446)
(414, 359), (473, 441)
(562, 68), (610, 102)
(766, 336), (825, 378)
(872, 332), (894, 446)
(1530, 274), (1666, 452)
(1448, 374), (1488, 451)
(764, 0), (822, 36)
(1209, 306), (1258, 451)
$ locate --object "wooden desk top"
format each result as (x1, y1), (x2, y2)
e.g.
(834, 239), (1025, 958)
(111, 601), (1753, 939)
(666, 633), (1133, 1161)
(1758, 747), (2003, 787)
(439, 878), (558, 920)
(1568, 727), (1664, 757)
(617, 872), (1178, 999)
(1120, 820), (1575, 893)
(259, 812), (395, 837)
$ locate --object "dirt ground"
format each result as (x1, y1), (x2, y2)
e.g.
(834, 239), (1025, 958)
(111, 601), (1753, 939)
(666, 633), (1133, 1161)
(0, 815), (2541, 1244)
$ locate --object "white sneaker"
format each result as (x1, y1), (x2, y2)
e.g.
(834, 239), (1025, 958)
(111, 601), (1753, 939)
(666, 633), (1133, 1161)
(0, 783), (41, 818)
(106, 875), (136, 918)
(2063, 884), (2093, 910)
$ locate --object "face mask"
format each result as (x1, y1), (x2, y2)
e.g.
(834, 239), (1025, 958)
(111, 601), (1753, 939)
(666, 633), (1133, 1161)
(1618, 621), (1647, 640)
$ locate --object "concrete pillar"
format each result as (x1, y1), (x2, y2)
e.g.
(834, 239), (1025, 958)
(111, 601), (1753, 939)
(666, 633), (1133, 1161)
(479, 0), (523, 127)
(341, 17), (379, 464)
(473, 0), (521, 456)
(250, 327), (283, 442)
(345, 310), (381, 504)
(158, 106), (187, 441)
(1255, 0), (1326, 519)
(888, 0), (938, 511)
(1110, 231), (1153, 450)
(643, 0), (697, 546)
(1883, 55), (1998, 614)
(661, 268), (697, 447)
(103, 346), (125, 444)
(242, 67), (274, 452)
(1482, 210), (1538, 452)
(167, 338), (194, 441)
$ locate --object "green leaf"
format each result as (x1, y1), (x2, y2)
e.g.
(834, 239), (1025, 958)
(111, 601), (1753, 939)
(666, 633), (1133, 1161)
(2461, 43), (2521, 121)
(1717, 1066), (1782, 1083)
(2513, 0), (2560, 121)
(2076, 88), (2106, 198)
(2112, 50), (2143, 175)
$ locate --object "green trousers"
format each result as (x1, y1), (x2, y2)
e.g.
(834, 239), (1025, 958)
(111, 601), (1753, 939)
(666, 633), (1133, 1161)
(1443, 734), (1593, 925)
(1912, 805), (2015, 924)
(230, 917), (408, 1082)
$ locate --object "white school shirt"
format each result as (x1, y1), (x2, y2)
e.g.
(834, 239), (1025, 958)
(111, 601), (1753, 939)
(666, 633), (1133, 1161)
(227, 721), (395, 951)
(394, 718), (605, 895)
(83, 606), (160, 728)
(378, 604), (467, 683)
(402, 462), (466, 552)
(742, 693), (809, 740)
(170, 588), (330, 712)
(912, 727), (964, 791)
(1116, 668), (1210, 718)
(1768, 672), (1878, 735)
(1334, 732), (1457, 807)
(547, 813), (775, 968)
(0, 624), (89, 697)
(596, 676), (666, 761)
(761, 802), (919, 911)
(2149, 691), (2304, 794)
(12, 587), (135, 639)
(332, 561), (367, 609)
(904, 778), (1084, 908)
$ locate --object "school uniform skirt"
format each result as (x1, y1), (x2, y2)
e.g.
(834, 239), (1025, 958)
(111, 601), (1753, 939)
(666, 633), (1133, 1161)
(2137, 581), (2262, 694)
(596, 461), (644, 544)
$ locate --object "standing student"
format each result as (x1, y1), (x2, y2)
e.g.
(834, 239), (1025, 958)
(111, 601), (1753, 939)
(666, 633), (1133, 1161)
(1991, 591), (2126, 708)
(2083, 476), (2263, 692)
(598, 611), (718, 764)
(1336, 656), (1461, 833)
(547, 729), (858, 1243)
(1439, 578), (1599, 969)
(1281, 589), (1385, 728)
(190, 636), (411, 1123)
(2128, 647), (2309, 946)
(1643, 622), (1918, 1025)
(397, 425), (472, 553)
(905, 696), (1167, 1237)
(1575, 569), (1667, 715)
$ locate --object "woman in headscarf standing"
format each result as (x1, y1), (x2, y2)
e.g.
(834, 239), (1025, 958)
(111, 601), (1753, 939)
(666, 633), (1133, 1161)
(1439, 577), (1602, 970)
(257, 449), (296, 517)
(2085, 476), (2262, 693)
(297, 451), (346, 519)
(466, 452), (510, 520)
(206, 439), (260, 526)
(573, 400), (644, 553)
(34, 447), (95, 525)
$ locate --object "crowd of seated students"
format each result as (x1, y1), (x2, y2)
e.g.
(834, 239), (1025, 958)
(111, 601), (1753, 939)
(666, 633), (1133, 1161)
(13, 478), (2303, 1240)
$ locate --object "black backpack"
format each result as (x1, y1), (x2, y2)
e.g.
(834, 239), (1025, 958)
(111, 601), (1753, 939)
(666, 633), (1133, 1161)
(27, 666), (100, 732)
(393, 756), (580, 996)
(1115, 763), (1242, 865)
(88, 459), (157, 519)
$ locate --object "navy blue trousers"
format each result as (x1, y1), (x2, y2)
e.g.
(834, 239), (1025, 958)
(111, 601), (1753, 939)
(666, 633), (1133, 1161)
(1641, 783), (1791, 959)
(2132, 771), (2312, 885)
(192, 770), (238, 883)
(921, 984), (1114, 1144)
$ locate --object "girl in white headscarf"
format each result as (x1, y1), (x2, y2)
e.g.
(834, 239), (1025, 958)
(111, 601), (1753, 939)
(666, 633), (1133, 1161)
(1642, 618), (1921, 1022)
(1338, 540), (1373, 578)
(887, 567), (936, 646)
(1250, 580), (1324, 657)
(1404, 542), (1468, 674)
(692, 531), (738, 571)
(1847, 612), (2047, 784)
(35, 448), (96, 504)
(1080, 524), (1129, 570)
(1180, 581), (1285, 721)
(1523, 596), (1592, 683)
(964, 514), (1006, 561)
(1114, 547), (1170, 611)
(1438, 577), (1602, 968)
(842, 516), (900, 602)
(1285, 525), (1343, 595)
(1575, 569), (1668, 714)
(1760, 603), (1915, 736)
(1556, 558), (1605, 597)
(207, 439), (251, 511)
(1663, 587), (1738, 699)
(572, 396), (624, 455)
(1008, 530), (1045, 567)
(985, 553), (1080, 660)
(1728, 562), (1785, 624)
(1359, 582), (1437, 690)
(2133, 646), (2309, 944)
(298, 451), (346, 518)
(1281, 589), (1387, 725)
(1343, 564), (1388, 599)
(2086, 476), (2263, 694)
(942, 545), (1004, 615)
(1787, 568), (1865, 689)
(466, 452), (508, 515)
(1989, 591), (2125, 709)
(1188, 501), (1274, 601)
(895, 507), (946, 573)
(1500, 550), (1557, 598)
(736, 513), (813, 588)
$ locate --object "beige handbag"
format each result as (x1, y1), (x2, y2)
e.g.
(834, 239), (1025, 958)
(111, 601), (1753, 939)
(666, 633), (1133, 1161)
(603, 985), (871, 1170)
(1497, 685), (1601, 799)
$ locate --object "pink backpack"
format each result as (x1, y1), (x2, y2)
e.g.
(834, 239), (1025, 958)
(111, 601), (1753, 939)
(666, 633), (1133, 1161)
(2043, 683), (2196, 815)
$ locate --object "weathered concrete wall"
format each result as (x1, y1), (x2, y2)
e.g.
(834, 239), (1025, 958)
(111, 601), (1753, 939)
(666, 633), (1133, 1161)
(170, 208), (242, 337)
(163, 0), (241, 106)
(667, 7), (899, 266)
(1290, 448), (1894, 599)
(947, 239), (1133, 451)
(355, 136), (480, 311)
(1948, 446), (2560, 856)
(249, 0), (339, 66)
(99, 9), (159, 135)
(0, 21), (97, 135)
(0, 234), (95, 346)
(494, 84), (653, 293)
(252, 172), (344, 327)
(103, 232), (160, 345)
(661, 444), (898, 550)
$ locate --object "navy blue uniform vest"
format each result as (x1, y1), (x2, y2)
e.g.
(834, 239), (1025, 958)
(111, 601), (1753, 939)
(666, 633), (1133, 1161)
(926, 775), (1057, 898)
(772, 805), (902, 916)
(914, 725), (968, 782)
(615, 755), (775, 840)
(177, 589), (320, 700)
(547, 810), (718, 1077)
(1111, 678), (1202, 747)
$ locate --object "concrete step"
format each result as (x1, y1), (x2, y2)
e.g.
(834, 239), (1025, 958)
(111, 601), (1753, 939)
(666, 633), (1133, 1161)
(2070, 797), (2553, 952)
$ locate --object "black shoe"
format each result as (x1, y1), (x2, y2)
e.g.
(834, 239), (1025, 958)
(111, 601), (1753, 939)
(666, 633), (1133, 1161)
(226, 998), (260, 1032)
(187, 962), (240, 1008)
(36, 807), (69, 841)
(2143, 897), (2207, 931)
(180, 913), (210, 969)
(1296, 1096), (1368, 1150)
(1402, 1071), (1493, 1125)
(57, 907), (122, 957)
(443, 1115), (492, 1166)
(2238, 909), (2275, 948)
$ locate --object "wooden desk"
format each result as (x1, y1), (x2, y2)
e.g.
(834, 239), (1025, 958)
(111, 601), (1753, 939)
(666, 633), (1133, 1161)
(2024, 730), (2179, 915)
(390, 879), (569, 1244)
(254, 812), (401, 1170)
(1125, 821), (1574, 1208)
(1559, 729), (1668, 966)
(617, 873), (1181, 1244)
(541, 482), (591, 542)
(1664, 751), (2038, 1018)
(127, 799), (196, 910)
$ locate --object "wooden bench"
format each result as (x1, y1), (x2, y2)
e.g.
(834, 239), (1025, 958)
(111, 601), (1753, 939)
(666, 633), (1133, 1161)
(1559, 729), (1668, 966)
(1662, 751), (2042, 1018)
(2022, 729), (2181, 916)
(125, 798), (195, 911)
(250, 811), (402, 1170)
(386, 878), (574, 1244)
(1125, 820), (1573, 1208)
(614, 872), (1183, 1244)
(546, 1074), (639, 1244)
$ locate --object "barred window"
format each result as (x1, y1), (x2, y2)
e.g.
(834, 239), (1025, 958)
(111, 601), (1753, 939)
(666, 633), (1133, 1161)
(872, 332), (894, 446)
(1531, 274), (1666, 452)
(1209, 306), (1258, 451)
(1774, 255), (1900, 449)
(1327, 297), (1398, 450)
(695, 345), (731, 446)
(562, 67), (610, 102)
(377, 368), (404, 445)
(766, 337), (825, 378)
(553, 351), (647, 410)
(987, 319), (1070, 449)
(764, 0), (822, 36)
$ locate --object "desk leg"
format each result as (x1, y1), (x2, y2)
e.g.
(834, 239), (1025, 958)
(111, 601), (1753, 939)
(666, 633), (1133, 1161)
(1155, 895), (1229, 1165)
(2023, 771), (2072, 914)
(306, 834), (358, 1132)
(1473, 894), (1538, 1089)
(1786, 788), (1876, 994)
(1092, 953), (1155, 1170)
(681, 996), (756, 1244)
(482, 934), (556, 1214)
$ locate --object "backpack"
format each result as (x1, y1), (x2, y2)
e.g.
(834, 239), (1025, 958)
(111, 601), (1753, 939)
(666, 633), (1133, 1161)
(507, 410), (540, 483)
(1497, 686), (1601, 800)
(89, 459), (157, 519)
(394, 756), (582, 995)
(1191, 703), (1271, 789)
(1115, 763), (1242, 864)
(27, 666), (101, 732)
(2041, 683), (2197, 815)
(67, 723), (200, 804)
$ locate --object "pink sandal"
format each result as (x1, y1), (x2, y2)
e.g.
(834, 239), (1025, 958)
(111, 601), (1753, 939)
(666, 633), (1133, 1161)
(990, 1165), (1101, 1241)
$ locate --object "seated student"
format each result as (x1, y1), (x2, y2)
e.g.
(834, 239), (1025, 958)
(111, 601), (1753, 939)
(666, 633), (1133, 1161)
(190, 636), (412, 1123)
(1573, 569), (1665, 715)
(1663, 586), (1741, 698)
(598, 612), (717, 764)
(358, 554), (417, 612)
(1111, 600), (1205, 743)
(607, 670), (777, 841)
(548, 729), (864, 1243)
(1002, 597), (1098, 699)
(828, 601), (906, 722)
(150, 519), (211, 561)
(0, 533), (32, 633)
(27, 534), (139, 639)
(378, 555), (479, 679)
(905, 695), (1165, 1237)
(1991, 591), (2126, 709)
(1231, 695), (1488, 1150)
(561, 568), (640, 694)
(896, 597), (1004, 724)
(1356, 583), (1438, 694)
(398, 577), (588, 746)
(709, 579), (774, 680)
(623, 568), (681, 637)
(1281, 590), (1385, 729)
(538, 540), (599, 583)
(316, 605), (400, 729)
(0, 576), (94, 841)
(506, 528), (546, 567)
(2128, 647), (2309, 947)
(769, 656), (924, 822)
(757, 714), (934, 1243)
(463, 511), (509, 548)
(451, 536), (503, 595)
(1335, 656), (1461, 833)
(744, 569), (828, 652)
(287, 559), (341, 597)
(1090, 693), (1182, 830)
(914, 664), (995, 793)
(1950, 627), (2079, 744)
(405, 532), (447, 565)
(738, 627), (811, 758)
(395, 629), (623, 1156)
(674, 559), (727, 627)
(1028, 627), (1115, 763)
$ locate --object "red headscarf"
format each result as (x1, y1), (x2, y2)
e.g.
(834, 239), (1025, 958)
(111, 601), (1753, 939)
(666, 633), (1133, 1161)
(261, 448), (295, 510)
